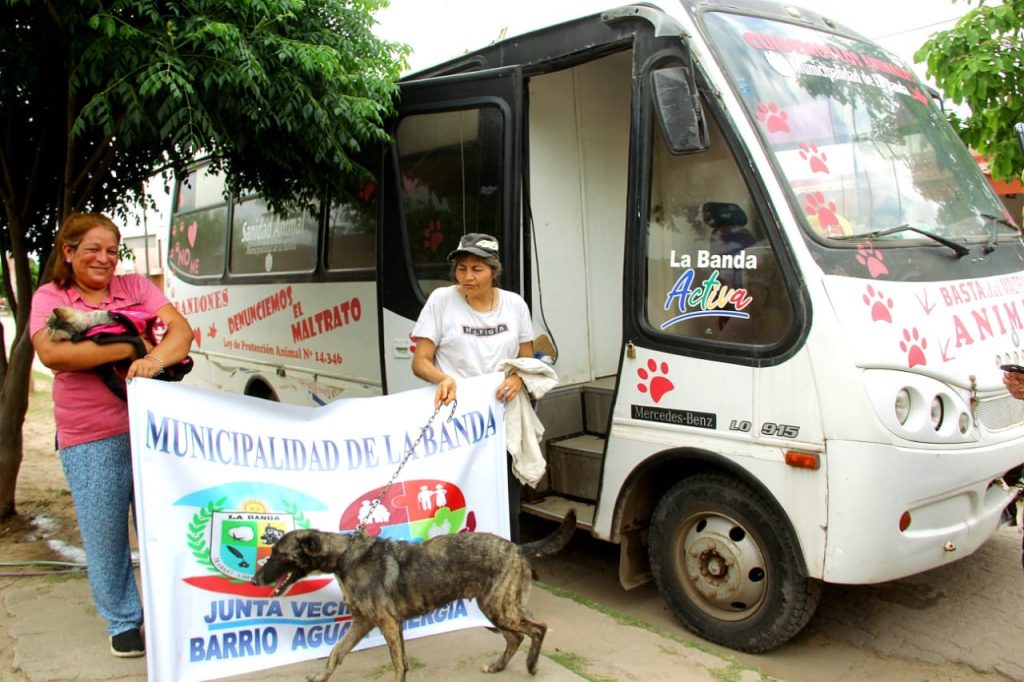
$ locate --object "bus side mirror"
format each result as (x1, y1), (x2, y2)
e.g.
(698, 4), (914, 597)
(1016, 122), (1024, 156)
(651, 63), (709, 154)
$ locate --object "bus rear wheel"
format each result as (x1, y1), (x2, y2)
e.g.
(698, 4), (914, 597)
(245, 380), (279, 402)
(649, 473), (821, 652)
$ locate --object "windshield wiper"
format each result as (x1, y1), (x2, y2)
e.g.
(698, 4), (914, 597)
(833, 224), (970, 258)
(979, 212), (1022, 254)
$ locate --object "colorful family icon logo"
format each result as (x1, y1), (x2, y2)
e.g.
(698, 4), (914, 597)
(340, 478), (473, 542)
(175, 482), (333, 597)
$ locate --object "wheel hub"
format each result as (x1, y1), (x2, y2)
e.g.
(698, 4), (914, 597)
(679, 515), (768, 618)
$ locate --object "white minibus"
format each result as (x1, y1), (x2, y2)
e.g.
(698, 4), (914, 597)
(164, 1), (1024, 651)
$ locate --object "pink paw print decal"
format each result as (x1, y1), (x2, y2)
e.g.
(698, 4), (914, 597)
(756, 102), (790, 133)
(862, 285), (893, 323)
(799, 143), (829, 174)
(899, 328), (927, 368)
(856, 242), (890, 278)
(804, 192), (844, 237)
(422, 220), (444, 253)
(637, 359), (675, 404)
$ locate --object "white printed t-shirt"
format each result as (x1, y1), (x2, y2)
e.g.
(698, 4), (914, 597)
(412, 285), (534, 379)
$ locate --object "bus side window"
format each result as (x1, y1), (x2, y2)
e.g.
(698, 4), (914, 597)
(229, 196), (317, 276)
(169, 166), (228, 279)
(395, 106), (505, 297)
(326, 180), (377, 274)
(645, 97), (794, 347)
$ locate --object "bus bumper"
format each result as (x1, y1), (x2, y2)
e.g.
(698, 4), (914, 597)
(822, 439), (1023, 584)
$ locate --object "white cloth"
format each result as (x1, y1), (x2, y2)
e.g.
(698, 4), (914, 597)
(411, 286), (533, 379)
(496, 358), (559, 487)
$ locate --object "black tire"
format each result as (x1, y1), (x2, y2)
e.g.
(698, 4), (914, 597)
(246, 381), (279, 402)
(649, 472), (821, 652)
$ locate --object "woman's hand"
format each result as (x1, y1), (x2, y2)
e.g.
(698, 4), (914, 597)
(497, 374), (525, 402)
(1004, 371), (1024, 400)
(435, 376), (457, 408)
(127, 353), (165, 380)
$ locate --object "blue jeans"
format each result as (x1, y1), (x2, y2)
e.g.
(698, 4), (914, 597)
(60, 433), (142, 636)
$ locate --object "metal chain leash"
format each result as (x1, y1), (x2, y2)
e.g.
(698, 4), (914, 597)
(353, 399), (458, 536)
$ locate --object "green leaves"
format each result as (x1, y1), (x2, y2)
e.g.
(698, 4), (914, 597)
(916, 0), (1024, 183)
(2, 0), (407, 225)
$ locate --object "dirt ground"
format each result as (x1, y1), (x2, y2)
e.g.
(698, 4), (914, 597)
(0, 374), (80, 565)
(0, 373), (87, 678)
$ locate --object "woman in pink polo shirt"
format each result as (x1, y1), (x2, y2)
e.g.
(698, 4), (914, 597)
(29, 212), (193, 658)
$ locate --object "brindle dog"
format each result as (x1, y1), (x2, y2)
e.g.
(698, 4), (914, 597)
(252, 511), (576, 682)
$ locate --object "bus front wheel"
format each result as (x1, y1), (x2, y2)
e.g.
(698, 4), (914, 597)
(649, 473), (821, 652)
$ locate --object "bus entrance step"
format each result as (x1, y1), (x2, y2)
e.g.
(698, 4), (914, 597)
(521, 496), (595, 531)
(547, 434), (605, 501)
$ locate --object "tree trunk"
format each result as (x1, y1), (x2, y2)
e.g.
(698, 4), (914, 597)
(0, 322), (35, 520)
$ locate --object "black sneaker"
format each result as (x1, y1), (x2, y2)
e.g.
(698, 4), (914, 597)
(110, 628), (145, 658)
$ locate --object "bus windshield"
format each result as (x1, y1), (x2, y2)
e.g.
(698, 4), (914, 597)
(702, 10), (1010, 252)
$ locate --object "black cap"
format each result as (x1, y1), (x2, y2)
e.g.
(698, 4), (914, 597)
(447, 233), (500, 261)
(702, 202), (748, 229)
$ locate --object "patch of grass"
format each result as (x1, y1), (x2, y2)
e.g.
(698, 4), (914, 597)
(711, 661), (747, 682)
(544, 650), (616, 682)
(535, 582), (770, 680)
(536, 582), (698, 643)
(454, 652), (483, 670)
(368, 657), (424, 678)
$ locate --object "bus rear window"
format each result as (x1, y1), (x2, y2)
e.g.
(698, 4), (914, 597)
(175, 165), (227, 213)
(168, 207), (228, 279)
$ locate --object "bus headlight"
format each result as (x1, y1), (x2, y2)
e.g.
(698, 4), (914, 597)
(895, 388), (911, 425)
(930, 396), (944, 430)
(863, 371), (978, 444)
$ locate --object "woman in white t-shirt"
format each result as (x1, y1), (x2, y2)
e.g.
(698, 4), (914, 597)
(411, 232), (534, 539)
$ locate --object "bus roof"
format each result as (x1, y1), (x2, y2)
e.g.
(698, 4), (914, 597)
(404, 1), (869, 81)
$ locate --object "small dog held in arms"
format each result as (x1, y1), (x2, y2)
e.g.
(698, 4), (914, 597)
(252, 510), (577, 682)
(45, 306), (116, 341)
(44, 305), (192, 399)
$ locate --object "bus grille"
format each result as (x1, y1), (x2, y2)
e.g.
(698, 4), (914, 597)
(977, 394), (1024, 431)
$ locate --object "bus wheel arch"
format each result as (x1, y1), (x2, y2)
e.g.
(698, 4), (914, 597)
(244, 378), (279, 402)
(613, 450), (776, 572)
(647, 470), (821, 652)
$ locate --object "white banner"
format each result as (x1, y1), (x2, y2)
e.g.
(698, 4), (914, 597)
(128, 373), (507, 682)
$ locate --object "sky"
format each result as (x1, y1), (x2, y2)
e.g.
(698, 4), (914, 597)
(374, 0), (976, 81)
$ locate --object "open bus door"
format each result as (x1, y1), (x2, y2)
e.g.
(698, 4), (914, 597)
(377, 67), (524, 394)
